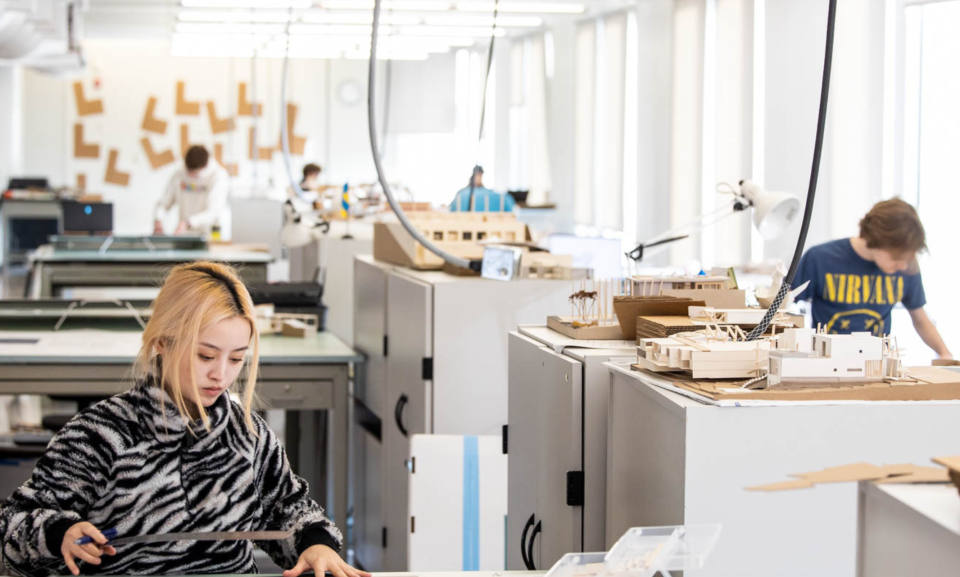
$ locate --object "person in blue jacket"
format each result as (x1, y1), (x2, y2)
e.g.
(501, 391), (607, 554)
(450, 166), (516, 212)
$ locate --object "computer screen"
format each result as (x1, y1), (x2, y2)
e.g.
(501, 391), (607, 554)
(62, 202), (113, 234)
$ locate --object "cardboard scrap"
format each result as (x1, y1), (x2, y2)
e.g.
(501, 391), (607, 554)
(214, 143), (239, 177)
(662, 288), (746, 309)
(904, 366), (960, 385)
(141, 137), (175, 170)
(176, 81), (200, 115)
(104, 149), (130, 187)
(874, 466), (950, 484)
(73, 81), (103, 116)
(238, 82), (262, 116)
(206, 101), (235, 134)
(249, 127), (275, 160)
(73, 124), (100, 159)
(748, 461), (955, 492)
(932, 456), (960, 472)
(613, 296), (704, 340)
(791, 463), (887, 484)
(141, 96), (168, 134)
(932, 359), (960, 367)
(276, 103), (306, 155)
(746, 479), (815, 492)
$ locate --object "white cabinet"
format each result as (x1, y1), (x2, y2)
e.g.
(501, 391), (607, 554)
(352, 256), (572, 571)
(506, 329), (634, 571)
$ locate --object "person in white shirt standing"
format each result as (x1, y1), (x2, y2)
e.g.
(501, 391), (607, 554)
(154, 145), (230, 235)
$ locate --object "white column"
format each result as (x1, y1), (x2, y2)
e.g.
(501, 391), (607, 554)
(0, 66), (24, 189)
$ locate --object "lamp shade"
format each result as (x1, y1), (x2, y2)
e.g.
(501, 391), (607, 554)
(740, 180), (801, 240)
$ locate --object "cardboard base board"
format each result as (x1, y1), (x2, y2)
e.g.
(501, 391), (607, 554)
(547, 316), (624, 340)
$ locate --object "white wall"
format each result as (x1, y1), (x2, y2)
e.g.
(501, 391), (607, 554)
(17, 39), (465, 237)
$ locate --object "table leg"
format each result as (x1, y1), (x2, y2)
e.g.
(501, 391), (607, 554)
(330, 364), (350, 558)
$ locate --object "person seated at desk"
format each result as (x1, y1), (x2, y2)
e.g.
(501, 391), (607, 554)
(154, 145), (229, 236)
(794, 198), (952, 358)
(449, 165), (515, 212)
(0, 261), (369, 577)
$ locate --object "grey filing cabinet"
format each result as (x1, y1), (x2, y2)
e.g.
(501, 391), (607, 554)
(351, 256), (572, 571)
(506, 327), (634, 571)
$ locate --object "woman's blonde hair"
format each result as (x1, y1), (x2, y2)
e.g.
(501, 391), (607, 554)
(135, 261), (260, 433)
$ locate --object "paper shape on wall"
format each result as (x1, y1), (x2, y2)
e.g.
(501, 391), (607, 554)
(104, 150), (131, 187)
(73, 124), (100, 159)
(214, 143), (239, 177)
(141, 137), (176, 169)
(73, 81), (104, 117)
(142, 96), (168, 134)
(176, 81), (200, 116)
(76, 174), (86, 192)
(238, 82), (262, 117)
(206, 102), (236, 134)
(277, 103), (306, 155)
(180, 124), (195, 157)
(248, 127), (274, 160)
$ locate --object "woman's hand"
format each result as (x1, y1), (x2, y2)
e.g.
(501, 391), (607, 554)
(61, 522), (117, 575)
(283, 544), (370, 577)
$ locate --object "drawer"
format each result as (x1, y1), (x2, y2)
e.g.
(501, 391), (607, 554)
(257, 380), (332, 410)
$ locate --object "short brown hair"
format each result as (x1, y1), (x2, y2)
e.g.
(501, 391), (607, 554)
(184, 145), (209, 171)
(859, 198), (926, 254)
(302, 163), (321, 180)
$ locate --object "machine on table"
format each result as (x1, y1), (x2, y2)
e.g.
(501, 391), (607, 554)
(0, 301), (359, 554)
(351, 256), (573, 571)
(26, 236), (271, 298)
(605, 361), (960, 577)
(507, 327), (635, 571)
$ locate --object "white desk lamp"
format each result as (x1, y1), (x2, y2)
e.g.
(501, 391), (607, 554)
(625, 179), (800, 262)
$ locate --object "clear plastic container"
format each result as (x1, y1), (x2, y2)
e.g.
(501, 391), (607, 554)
(545, 552), (609, 577)
(605, 524), (722, 575)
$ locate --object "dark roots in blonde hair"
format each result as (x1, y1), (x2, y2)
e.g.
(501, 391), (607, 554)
(135, 261), (261, 434)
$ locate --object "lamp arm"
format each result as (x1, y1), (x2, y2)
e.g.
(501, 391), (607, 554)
(626, 200), (742, 262)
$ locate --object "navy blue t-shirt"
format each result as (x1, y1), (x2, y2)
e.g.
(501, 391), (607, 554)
(794, 239), (926, 336)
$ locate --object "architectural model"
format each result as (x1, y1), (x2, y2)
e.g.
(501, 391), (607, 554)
(768, 327), (902, 385)
(636, 333), (771, 379)
(630, 274), (729, 297)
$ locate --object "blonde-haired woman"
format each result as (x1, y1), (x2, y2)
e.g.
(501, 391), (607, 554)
(0, 262), (368, 577)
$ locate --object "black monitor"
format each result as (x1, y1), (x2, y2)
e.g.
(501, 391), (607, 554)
(7, 177), (49, 190)
(62, 202), (113, 235)
(507, 190), (529, 205)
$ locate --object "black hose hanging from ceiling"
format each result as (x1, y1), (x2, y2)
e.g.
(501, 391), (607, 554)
(466, 0), (500, 212)
(747, 0), (837, 341)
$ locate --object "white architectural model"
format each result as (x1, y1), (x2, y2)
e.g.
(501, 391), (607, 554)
(768, 328), (902, 385)
(688, 306), (768, 325)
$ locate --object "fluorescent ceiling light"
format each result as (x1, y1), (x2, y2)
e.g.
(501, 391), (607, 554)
(398, 25), (506, 36)
(346, 49), (430, 60)
(300, 12), (422, 25)
(319, 1), (452, 10)
(181, 0), (311, 7)
(178, 10), (294, 22)
(456, 2), (586, 14)
(175, 22), (287, 34)
(288, 23), (395, 35)
(424, 14), (542, 26)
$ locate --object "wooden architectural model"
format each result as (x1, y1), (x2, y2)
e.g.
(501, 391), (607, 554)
(373, 211), (527, 270)
(636, 333), (772, 379)
(547, 278), (630, 339)
(630, 274), (729, 296)
(768, 327), (902, 385)
(255, 304), (318, 339)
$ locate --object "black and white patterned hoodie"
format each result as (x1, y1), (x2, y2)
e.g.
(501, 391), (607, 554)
(0, 378), (341, 576)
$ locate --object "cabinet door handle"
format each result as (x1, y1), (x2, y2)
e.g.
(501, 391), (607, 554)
(520, 514), (535, 570)
(527, 520), (542, 570)
(394, 394), (409, 437)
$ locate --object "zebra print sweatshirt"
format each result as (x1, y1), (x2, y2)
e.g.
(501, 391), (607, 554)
(0, 378), (342, 576)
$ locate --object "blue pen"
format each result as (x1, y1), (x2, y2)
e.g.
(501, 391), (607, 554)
(74, 527), (119, 546)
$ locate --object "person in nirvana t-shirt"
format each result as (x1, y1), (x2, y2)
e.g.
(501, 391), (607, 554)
(794, 198), (952, 359)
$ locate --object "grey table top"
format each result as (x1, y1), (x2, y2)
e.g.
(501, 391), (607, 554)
(30, 246), (273, 264)
(0, 330), (361, 365)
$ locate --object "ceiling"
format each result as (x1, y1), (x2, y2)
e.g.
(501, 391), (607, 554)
(81, 0), (634, 59)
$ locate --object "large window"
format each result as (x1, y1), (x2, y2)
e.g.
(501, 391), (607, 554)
(899, 0), (960, 362)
